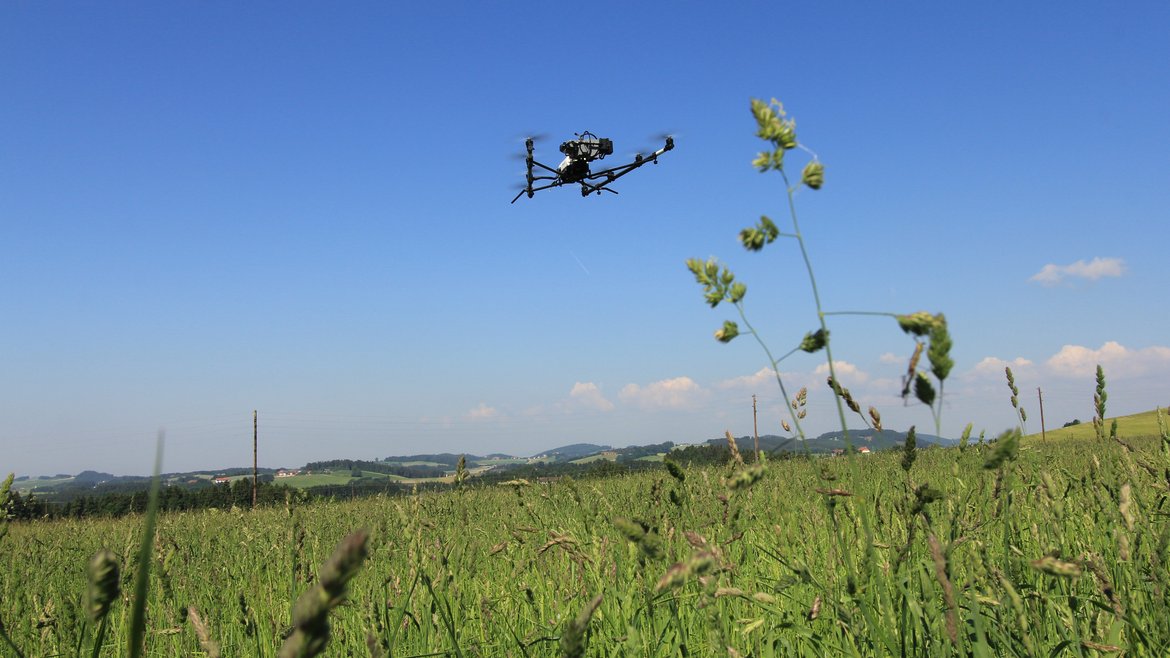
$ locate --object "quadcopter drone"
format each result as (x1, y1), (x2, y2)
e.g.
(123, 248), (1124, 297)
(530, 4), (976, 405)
(511, 131), (674, 203)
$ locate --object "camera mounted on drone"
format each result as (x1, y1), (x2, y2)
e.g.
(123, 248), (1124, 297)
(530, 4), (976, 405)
(512, 131), (674, 203)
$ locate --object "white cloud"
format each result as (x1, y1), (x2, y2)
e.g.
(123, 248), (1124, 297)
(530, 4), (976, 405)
(566, 382), (615, 412)
(1046, 342), (1170, 378)
(969, 356), (1035, 378)
(879, 352), (901, 364)
(812, 360), (869, 385)
(619, 376), (705, 410)
(467, 402), (501, 420)
(717, 367), (778, 390)
(1030, 257), (1125, 286)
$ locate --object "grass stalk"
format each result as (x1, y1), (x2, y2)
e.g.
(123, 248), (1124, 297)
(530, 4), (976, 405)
(127, 433), (164, 658)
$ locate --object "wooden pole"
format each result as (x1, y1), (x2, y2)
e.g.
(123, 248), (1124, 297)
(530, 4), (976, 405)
(1037, 388), (1047, 442)
(752, 394), (760, 461)
(252, 410), (258, 509)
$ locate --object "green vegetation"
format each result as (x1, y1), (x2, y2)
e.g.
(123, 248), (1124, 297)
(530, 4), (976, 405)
(1030, 407), (1170, 442)
(4, 99), (1167, 657)
(686, 99), (953, 443)
(3, 422), (1170, 656)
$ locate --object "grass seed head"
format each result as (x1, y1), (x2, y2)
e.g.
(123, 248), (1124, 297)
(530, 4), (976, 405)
(1030, 556), (1082, 578)
(896, 312), (936, 337)
(799, 328), (828, 353)
(1119, 483), (1134, 531)
(985, 429), (1020, 470)
(801, 160), (824, 189)
(558, 594), (603, 658)
(728, 464), (765, 491)
(725, 431), (744, 465)
(85, 549), (121, 623)
(901, 426), (918, 473)
(279, 530), (369, 658)
(187, 606), (221, 658)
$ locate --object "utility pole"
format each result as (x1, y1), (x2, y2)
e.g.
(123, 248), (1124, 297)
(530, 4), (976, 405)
(1037, 388), (1047, 442)
(752, 394), (760, 461)
(252, 410), (258, 509)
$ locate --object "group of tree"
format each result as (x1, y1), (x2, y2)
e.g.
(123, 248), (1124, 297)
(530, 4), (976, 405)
(304, 459), (448, 479)
(3, 479), (299, 521)
(615, 441), (676, 462)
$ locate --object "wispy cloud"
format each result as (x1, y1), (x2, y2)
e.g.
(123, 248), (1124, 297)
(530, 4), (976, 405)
(467, 402), (501, 420)
(1030, 257), (1125, 287)
(969, 356), (1035, 378)
(619, 376), (705, 410)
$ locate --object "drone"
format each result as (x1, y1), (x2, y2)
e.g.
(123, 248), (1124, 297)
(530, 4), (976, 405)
(511, 131), (674, 203)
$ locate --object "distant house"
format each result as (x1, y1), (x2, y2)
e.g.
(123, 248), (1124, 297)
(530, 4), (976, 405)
(276, 469), (300, 478)
(831, 448), (846, 456)
(857, 446), (872, 455)
(213, 476), (231, 485)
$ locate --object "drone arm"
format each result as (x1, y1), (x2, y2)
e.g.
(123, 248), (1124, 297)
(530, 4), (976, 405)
(530, 159), (560, 175)
(583, 137), (673, 184)
(511, 178), (565, 204)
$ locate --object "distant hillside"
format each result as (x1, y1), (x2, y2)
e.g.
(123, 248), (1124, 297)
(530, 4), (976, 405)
(534, 443), (612, 461)
(382, 453), (468, 466)
(1026, 407), (1168, 442)
(709, 429), (953, 455)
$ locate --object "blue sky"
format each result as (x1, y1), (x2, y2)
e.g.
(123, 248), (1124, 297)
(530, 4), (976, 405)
(3, 2), (1169, 477)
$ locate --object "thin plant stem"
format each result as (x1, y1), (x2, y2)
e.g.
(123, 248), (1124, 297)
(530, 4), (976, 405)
(734, 302), (805, 441)
(780, 169), (853, 448)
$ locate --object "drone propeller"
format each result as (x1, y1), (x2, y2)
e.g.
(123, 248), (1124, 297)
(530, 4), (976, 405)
(630, 132), (678, 158)
(513, 132), (549, 145)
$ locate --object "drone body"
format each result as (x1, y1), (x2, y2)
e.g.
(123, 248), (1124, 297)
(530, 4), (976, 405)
(511, 131), (674, 203)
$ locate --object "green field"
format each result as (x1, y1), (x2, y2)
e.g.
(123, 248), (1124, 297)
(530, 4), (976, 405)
(1027, 407), (1168, 442)
(278, 472), (357, 489)
(569, 451), (618, 465)
(9, 476), (74, 493)
(4, 424), (1170, 657)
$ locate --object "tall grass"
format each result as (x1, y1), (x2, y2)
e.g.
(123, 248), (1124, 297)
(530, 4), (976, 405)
(3, 392), (1169, 655)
